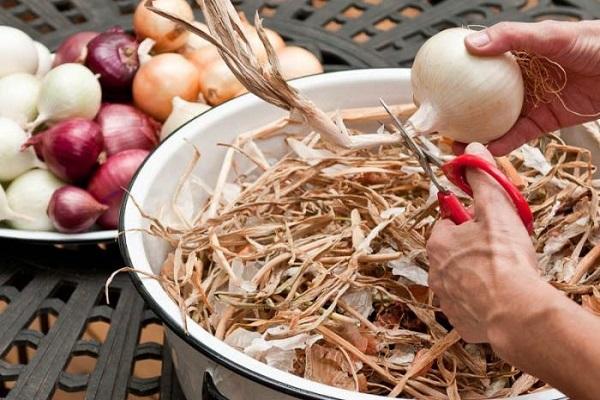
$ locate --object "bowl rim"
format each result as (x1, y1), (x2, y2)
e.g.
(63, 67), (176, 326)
(0, 227), (117, 244)
(119, 68), (565, 400)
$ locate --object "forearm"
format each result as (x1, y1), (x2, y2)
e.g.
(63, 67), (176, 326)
(489, 280), (600, 399)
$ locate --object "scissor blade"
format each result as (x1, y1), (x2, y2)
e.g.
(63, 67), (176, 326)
(379, 99), (445, 191)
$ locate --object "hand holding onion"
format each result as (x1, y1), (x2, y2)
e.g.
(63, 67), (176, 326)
(408, 28), (524, 145)
(460, 20), (600, 155)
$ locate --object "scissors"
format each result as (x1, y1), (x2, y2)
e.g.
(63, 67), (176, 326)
(380, 99), (534, 234)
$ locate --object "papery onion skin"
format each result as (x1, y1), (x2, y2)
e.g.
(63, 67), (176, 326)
(53, 31), (99, 67)
(409, 28), (524, 144)
(34, 42), (54, 78)
(276, 46), (323, 81)
(133, 53), (200, 121)
(160, 96), (210, 140)
(35, 63), (102, 125)
(87, 149), (149, 229)
(6, 169), (65, 231)
(0, 26), (38, 78)
(0, 118), (41, 182)
(86, 27), (139, 98)
(184, 45), (221, 79)
(96, 103), (160, 155)
(133, 0), (194, 53)
(0, 73), (41, 127)
(201, 58), (245, 106)
(48, 186), (108, 233)
(28, 118), (103, 182)
(185, 24), (286, 83)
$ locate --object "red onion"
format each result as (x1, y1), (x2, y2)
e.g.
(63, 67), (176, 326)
(96, 103), (160, 156)
(88, 149), (149, 229)
(25, 118), (103, 182)
(48, 186), (108, 233)
(53, 31), (99, 67)
(85, 27), (139, 97)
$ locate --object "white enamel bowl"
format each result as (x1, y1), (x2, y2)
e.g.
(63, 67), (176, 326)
(120, 68), (565, 400)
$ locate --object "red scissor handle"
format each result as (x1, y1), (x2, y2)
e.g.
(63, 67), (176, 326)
(439, 154), (534, 234)
(437, 191), (471, 225)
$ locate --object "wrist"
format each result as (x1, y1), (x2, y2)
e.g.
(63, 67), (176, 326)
(486, 278), (566, 360)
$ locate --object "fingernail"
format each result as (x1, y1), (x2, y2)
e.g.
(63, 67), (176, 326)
(467, 31), (490, 47)
(465, 142), (487, 154)
(465, 142), (495, 163)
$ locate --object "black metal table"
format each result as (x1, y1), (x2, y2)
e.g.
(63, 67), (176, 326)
(1, 1), (599, 399)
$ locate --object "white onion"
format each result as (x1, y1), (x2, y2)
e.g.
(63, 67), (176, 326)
(0, 26), (38, 78)
(5, 169), (64, 231)
(409, 27), (524, 144)
(161, 96), (211, 140)
(34, 42), (54, 77)
(0, 73), (40, 127)
(32, 63), (102, 128)
(0, 184), (28, 222)
(0, 118), (44, 182)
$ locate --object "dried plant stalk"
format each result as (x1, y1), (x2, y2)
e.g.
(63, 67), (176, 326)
(136, 111), (600, 398)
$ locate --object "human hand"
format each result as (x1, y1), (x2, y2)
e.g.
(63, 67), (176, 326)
(455, 20), (600, 156)
(426, 143), (543, 343)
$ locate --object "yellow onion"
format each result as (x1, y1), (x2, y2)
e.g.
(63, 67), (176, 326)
(133, 0), (194, 53)
(188, 23), (285, 83)
(133, 53), (200, 121)
(200, 58), (245, 106)
(276, 46), (323, 80)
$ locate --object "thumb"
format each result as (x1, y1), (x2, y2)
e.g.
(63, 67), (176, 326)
(464, 20), (573, 58)
(464, 143), (519, 223)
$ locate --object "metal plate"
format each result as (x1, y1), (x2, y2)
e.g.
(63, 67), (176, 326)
(0, 228), (117, 245)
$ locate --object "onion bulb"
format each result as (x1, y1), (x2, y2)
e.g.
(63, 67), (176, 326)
(53, 31), (99, 67)
(88, 149), (149, 229)
(182, 21), (211, 52)
(0, 184), (29, 223)
(34, 42), (54, 78)
(184, 23), (285, 81)
(6, 169), (65, 231)
(276, 46), (323, 80)
(96, 103), (160, 155)
(408, 28), (524, 144)
(85, 27), (140, 97)
(0, 118), (43, 182)
(133, 0), (194, 53)
(26, 118), (103, 182)
(0, 26), (38, 78)
(48, 186), (108, 233)
(0, 73), (41, 127)
(32, 63), (102, 128)
(133, 53), (200, 121)
(161, 96), (210, 140)
(200, 58), (245, 106)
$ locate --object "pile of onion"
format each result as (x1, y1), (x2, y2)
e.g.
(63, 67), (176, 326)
(178, 20), (325, 106)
